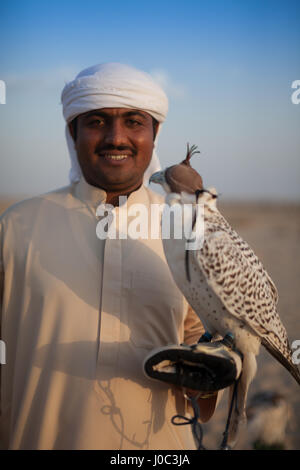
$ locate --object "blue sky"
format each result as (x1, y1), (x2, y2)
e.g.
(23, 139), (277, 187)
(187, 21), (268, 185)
(0, 0), (300, 200)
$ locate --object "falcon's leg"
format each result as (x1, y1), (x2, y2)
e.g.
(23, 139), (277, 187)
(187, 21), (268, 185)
(226, 352), (257, 448)
(198, 331), (213, 343)
(220, 378), (239, 450)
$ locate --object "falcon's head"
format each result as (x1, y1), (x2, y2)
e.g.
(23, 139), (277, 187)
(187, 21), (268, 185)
(149, 144), (203, 194)
(149, 144), (218, 207)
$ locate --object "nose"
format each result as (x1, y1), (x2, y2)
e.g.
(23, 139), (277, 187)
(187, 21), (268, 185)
(102, 118), (128, 148)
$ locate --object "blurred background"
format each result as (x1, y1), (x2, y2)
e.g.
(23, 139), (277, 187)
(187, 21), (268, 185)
(0, 0), (299, 449)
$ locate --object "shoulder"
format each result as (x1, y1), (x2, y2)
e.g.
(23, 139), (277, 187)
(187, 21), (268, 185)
(0, 185), (73, 229)
(144, 186), (165, 205)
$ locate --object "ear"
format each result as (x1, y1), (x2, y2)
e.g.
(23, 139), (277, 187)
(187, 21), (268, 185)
(152, 119), (159, 141)
(68, 119), (77, 142)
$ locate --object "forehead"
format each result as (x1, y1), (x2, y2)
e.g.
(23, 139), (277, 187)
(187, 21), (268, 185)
(78, 108), (153, 121)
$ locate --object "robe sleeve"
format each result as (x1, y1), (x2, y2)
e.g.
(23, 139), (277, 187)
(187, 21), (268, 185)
(183, 304), (204, 345)
(182, 305), (220, 423)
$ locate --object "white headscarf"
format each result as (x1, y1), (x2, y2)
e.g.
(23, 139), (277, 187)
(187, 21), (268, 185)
(61, 63), (168, 185)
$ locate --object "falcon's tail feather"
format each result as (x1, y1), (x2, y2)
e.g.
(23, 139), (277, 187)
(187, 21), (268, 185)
(262, 338), (300, 386)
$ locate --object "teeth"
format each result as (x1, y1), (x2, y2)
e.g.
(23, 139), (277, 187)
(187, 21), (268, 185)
(106, 155), (129, 160)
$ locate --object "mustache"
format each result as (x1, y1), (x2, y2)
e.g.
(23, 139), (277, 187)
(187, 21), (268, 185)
(96, 145), (137, 155)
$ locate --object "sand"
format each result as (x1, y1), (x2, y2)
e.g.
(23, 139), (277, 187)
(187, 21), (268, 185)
(1, 197), (299, 449)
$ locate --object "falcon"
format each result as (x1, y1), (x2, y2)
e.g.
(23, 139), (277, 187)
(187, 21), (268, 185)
(149, 144), (300, 448)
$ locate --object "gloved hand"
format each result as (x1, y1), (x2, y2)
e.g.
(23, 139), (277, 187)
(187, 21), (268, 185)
(143, 334), (243, 393)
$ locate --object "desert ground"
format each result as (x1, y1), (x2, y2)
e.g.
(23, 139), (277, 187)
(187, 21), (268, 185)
(1, 197), (299, 449)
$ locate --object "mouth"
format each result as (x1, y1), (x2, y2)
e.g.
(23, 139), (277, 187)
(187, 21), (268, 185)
(98, 153), (133, 164)
(105, 154), (129, 160)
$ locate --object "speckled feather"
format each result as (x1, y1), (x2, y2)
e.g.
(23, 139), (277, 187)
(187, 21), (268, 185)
(191, 204), (300, 383)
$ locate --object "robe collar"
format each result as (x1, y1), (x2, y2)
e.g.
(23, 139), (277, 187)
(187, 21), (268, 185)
(73, 176), (149, 212)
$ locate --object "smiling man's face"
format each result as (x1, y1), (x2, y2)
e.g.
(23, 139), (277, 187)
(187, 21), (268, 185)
(69, 108), (158, 202)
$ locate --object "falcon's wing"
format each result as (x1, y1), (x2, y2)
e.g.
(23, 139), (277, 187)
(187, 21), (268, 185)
(192, 230), (300, 383)
(205, 211), (279, 306)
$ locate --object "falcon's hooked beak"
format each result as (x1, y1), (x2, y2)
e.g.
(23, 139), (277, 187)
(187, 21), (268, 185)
(149, 170), (166, 186)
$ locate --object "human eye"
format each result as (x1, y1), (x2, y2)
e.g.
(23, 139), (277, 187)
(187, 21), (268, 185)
(126, 118), (143, 128)
(87, 116), (105, 127)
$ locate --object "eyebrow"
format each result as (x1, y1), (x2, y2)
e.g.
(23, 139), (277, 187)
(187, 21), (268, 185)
(83, 110), (149, 121)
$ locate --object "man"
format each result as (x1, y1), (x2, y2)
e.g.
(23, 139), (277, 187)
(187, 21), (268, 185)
(0, 63), (222, 450)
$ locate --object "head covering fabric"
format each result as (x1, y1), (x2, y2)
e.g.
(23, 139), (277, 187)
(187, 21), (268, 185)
(61, 63), (168, 185)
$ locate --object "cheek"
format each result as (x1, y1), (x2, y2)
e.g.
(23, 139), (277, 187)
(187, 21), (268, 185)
(76, 128), (99, 150)
(136, 132), (155, 163)
(75, 134), (99, 173)
(75, 132), (100, 162)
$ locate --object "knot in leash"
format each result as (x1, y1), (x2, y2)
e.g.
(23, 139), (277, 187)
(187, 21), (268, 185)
(171, 392), (206, 450)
